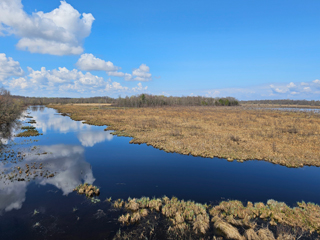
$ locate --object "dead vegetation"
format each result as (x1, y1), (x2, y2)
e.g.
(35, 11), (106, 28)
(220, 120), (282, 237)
(73, 183), (100, 198)
(50, 104), (320, 167)
(111, 196), (318, 239)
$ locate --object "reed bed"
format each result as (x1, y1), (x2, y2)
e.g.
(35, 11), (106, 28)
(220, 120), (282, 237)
(50, 104), (320, 167)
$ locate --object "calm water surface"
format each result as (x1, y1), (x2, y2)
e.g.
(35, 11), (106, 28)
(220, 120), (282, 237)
(0, 106), (320, 239)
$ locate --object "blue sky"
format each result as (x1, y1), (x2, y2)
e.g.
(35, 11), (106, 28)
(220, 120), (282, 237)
(0, 0), (320, 100)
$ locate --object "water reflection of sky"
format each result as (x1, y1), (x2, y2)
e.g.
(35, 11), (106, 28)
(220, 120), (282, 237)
(0, 107), (116, 213)
(31, 107), (114, 147)
(0, 144), (95, 213)
(32, 109), (91, 134)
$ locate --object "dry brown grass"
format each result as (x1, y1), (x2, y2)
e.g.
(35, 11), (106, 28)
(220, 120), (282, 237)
(242, 103), (320, 109)
(112, 196), (318, 239)
(69, 103), (112, 106)
(50, 104), (320, 167)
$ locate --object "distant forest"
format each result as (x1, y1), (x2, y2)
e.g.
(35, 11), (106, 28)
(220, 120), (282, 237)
(116, 94), (239, 107)
(241, 99), (320, 106)
(11, 93), (239, 107)
(12, 95), (114, 105)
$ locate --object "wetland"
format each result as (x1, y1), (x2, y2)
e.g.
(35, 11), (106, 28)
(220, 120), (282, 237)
(0, 106), (320, 239)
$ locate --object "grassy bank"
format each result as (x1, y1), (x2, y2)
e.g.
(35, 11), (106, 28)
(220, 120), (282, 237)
(49, 104), (320, 167)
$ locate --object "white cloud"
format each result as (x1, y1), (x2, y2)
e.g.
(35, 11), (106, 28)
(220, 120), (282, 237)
(0, 53), (24, 81)
(313, 79), (320, 84)
(0, 0), (94, 55)
(8, 77), (28, 89)
(108, 71), (132, 80)
(203, 80), (320, 100)
(270, 84), (288, 93)
(287, 82), (296, 88)
(107, 63), (152, 81)
(206, 90), (221, 97)
(75, 54), (153, 82)
(105, 81), (128, 91)
(132, 82), (148, 92)
(132, 64), (152, 81)
(24, 67), (105, 91)
(76, 53), (118, 71)
(1, 54), (149, 96)
(303, 87), (311, 92)
(78, 72), (104, 86)
(5, 64), (149, 95)
(28, 67), (78, 85)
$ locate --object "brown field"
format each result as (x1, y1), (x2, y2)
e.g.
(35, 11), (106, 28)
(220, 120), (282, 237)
(70, 103), (112, 106)
(242, 103), (320, 109)
(49, 104), (320, 167)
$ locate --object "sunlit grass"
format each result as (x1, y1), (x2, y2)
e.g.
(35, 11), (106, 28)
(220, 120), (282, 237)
(50, 104), (320, 167)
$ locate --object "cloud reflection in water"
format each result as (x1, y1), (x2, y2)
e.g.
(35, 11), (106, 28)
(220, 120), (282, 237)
(77, 130), (113, 147)
(0, 144), (95, 213)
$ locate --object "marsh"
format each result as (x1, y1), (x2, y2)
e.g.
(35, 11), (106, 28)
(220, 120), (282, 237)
(0, 106), (319, 239)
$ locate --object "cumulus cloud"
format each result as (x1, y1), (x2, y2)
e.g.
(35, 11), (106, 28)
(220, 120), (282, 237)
(22, 66), (105, 91)
(108, 71), (133, 81)
(1, 54), (149, 95)
(0, 0), (94, 55)
(132, 82), (148, 92)
(7, 77), (28, 89)
(105, 81), (128, 91)
(75, 54), (153, 81)
(132, 64), (152, 81)
(76, 54), (119, 71)
(0, 53), (24, 81)
(5, 65), (149, 95)
(108, 63), (152, 81)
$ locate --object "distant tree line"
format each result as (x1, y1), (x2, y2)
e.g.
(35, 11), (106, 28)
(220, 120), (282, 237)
(12, 95), (114, 105)
(9, 93), (239, 107)
(242, 99), (320, 106)
(116, 94), (239, 107)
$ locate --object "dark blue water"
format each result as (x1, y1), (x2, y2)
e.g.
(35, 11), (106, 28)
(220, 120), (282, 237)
(0, 106), (319, 239)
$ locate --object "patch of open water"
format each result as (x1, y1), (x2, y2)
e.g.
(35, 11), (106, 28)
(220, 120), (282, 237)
(0, 106), (320, 239)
